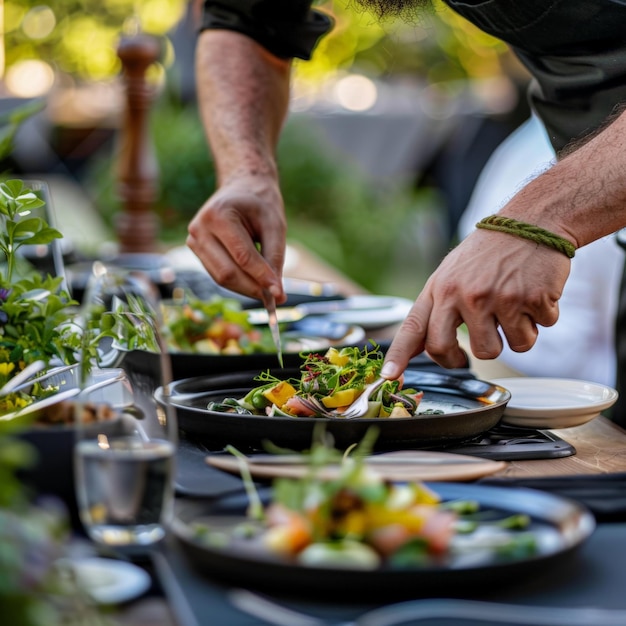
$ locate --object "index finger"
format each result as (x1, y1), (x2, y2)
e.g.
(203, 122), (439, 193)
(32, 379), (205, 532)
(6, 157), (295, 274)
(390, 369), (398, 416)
(381, 296), (431, 379)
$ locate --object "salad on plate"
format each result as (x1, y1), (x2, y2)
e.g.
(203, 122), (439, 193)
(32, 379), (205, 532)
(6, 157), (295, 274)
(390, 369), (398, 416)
(160, 293), (362, 357)
(207, 343), (435, 419)
(188, 433), (538, 570)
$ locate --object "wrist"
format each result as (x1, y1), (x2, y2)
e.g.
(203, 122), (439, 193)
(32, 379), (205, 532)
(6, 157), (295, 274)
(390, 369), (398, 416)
(476, 215), (576, 258)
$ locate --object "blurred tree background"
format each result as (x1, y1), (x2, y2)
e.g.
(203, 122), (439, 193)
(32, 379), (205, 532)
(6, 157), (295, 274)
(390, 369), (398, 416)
(1, 0), (529, 295)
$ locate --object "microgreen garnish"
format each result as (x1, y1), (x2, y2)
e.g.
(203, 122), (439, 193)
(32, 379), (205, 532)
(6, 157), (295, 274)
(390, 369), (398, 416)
(209, 343), (425, 419)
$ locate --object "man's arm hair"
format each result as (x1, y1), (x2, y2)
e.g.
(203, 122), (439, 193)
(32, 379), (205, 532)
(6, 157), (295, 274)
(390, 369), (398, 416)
(559, 102), (626, 159)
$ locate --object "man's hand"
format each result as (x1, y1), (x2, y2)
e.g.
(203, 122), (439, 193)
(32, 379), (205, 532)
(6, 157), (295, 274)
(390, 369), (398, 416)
(381, 228), (571, 378)
(187, 175), (287, 303)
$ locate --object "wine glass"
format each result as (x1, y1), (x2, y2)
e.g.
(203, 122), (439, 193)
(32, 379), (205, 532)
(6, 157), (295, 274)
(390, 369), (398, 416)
(73, 261), (177, 547)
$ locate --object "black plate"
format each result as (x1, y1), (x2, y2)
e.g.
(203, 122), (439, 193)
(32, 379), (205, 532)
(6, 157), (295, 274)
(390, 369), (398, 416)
(104, 319), (366, 380)
(172, 483), (595, 599)
(160, 369), (511, 451)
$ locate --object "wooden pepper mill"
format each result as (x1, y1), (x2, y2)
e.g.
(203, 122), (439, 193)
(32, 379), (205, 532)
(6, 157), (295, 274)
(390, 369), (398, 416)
(115, 32), (162, 253)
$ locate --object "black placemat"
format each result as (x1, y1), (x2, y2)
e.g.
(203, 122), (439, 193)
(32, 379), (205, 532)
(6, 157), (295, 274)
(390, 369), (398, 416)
(175, 438), (244, 499)
(481, 473), (626, 522)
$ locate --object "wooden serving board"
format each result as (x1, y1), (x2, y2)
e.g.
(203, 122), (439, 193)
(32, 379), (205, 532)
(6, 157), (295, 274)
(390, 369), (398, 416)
(206, 450), (506, 483)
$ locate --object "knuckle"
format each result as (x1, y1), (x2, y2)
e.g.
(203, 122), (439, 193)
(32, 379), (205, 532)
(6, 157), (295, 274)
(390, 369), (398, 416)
(425, 339), (459, 361)
(230, 244), (255, 268)
(472, 345), (502, 360)
(208, 262), (237, 287)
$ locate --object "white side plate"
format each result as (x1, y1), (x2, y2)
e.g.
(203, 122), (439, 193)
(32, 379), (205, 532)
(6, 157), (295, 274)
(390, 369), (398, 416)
(319, 295), (413, 329)
(492, 377), (618, 429)
(66, 557), (151, 605)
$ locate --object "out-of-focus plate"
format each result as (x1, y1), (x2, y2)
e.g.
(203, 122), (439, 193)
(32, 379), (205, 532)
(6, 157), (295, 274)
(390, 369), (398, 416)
(493, 377), (618, 429)
(62, 557), (151, 605)
(314, 295), (413, 330)
(167, 321), (366, 380)
(172, 482), (595, 599)
(207, 450), (507, 482)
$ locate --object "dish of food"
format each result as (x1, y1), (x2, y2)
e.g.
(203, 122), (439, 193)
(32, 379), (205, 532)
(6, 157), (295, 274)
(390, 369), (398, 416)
(207, 345), (428, 419)
(493, 377), (619, 429)
(0, 366), (132, 426)
(166, 322), (366, 381)
(119, 295), (362, 379)
(161, 295), (275, 355)
(173, 444), (594, 598)
(8, 367), (132, 523)
(160, 346), (510, 450)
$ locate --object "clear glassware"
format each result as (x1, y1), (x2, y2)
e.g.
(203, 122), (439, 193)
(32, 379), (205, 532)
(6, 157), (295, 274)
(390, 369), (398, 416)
(73, 261), (177, 546)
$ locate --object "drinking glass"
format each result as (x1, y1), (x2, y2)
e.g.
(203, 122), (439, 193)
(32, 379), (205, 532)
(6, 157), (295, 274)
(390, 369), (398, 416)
(73, 262), (177, 546)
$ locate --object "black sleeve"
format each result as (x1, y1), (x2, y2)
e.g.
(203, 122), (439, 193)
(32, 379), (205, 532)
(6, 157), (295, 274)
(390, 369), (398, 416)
(200, 1), (334, 60)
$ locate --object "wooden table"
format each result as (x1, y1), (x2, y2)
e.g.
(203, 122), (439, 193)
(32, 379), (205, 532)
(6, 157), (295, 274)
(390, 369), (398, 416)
(492, 416), (626, 477)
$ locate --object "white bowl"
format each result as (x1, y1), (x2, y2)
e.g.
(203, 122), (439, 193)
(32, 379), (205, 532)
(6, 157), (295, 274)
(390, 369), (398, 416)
(492, 377), (618, 429)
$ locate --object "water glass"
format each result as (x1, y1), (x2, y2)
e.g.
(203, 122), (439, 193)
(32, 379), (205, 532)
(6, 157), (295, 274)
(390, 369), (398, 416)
(73, 262), (177, 546)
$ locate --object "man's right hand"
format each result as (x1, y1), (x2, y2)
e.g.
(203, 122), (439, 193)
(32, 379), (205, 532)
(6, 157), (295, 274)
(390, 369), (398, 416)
(186, 174), (287, 304)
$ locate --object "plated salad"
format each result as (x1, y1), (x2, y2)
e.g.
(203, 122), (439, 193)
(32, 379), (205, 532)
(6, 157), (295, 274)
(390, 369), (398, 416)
(208, 343), (430, 419)
(161, 295), (274, 355)
(190, 435), (537, 570)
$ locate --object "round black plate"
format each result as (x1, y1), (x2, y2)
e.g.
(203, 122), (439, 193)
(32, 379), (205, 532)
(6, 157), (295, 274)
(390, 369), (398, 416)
(168, 320), (365, 379)
(173, 483), (595, 600)
(161, 369), (511, 451)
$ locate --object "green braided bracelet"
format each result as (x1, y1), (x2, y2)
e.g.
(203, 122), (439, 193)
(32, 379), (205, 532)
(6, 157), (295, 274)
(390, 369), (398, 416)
(475, 215), (576, 258)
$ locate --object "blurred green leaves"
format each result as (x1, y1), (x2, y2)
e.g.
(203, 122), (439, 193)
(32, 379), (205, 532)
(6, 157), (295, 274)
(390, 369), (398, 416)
(3, 0), (186, 80)
(3, 0), (514, 85)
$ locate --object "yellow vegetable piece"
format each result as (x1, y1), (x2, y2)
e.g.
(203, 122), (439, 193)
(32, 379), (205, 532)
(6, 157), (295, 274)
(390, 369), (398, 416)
(262, 381), (297, 406)
(333, 510), (368, 538)
(325, 347), (350, 366)
(321, 388), (359, 409)
(221, 339), (243, 355)
(193, 338), (221, 354)
(413, 483), (441, 505)
(389, 404), (411, 418)
(365, 503), (427, 532)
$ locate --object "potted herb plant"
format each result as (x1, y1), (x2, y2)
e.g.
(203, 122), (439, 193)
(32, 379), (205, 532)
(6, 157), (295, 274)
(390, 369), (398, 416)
(0, 179), (82, 417)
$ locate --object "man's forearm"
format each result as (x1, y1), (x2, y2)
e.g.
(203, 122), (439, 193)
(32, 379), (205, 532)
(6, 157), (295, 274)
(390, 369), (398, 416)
(501, 109), (626, 249)
(195, 29), (292, 185)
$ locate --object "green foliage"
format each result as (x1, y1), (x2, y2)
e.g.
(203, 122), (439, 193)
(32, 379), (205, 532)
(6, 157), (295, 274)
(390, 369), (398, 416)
(0, 179), (61, 281)
(149, 101), (215, 232)
(0, 180), (80, 408)
(277, 117), (423, 291)
(0, 100), (45, 164)
(4, 0), (185, 80)
(296, 0), (512, 85)
(4, 0), (510, 85)
(0, 102), (111, 626)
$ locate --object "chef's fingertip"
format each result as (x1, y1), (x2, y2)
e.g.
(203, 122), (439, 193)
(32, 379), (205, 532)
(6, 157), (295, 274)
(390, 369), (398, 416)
(381, 361), (401, 380)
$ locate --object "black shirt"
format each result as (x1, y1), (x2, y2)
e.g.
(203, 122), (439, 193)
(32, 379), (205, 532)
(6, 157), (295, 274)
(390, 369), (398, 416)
(200, 0), (626, 153)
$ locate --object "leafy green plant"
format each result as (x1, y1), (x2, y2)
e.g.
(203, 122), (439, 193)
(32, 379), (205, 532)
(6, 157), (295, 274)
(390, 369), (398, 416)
(0, 180), (82, 414)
